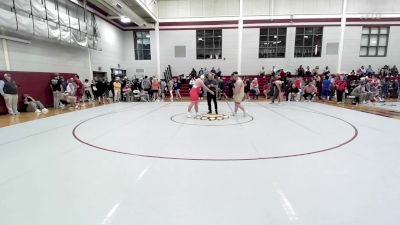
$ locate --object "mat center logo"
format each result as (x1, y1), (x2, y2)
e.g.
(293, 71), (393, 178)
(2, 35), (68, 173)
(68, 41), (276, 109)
(193, 114), (229, 121)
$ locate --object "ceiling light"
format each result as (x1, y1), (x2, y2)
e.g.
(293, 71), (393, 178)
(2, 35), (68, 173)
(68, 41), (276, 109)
(120, 16), (131, 23)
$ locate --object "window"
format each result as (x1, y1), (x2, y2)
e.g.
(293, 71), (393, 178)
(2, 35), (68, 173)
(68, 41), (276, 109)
(134, 31), (151, 60)
(360, 27), (389, 57)
(259, 28), (286, 58)
(294, 27), (323, 57)
(196, 30), (222, 59)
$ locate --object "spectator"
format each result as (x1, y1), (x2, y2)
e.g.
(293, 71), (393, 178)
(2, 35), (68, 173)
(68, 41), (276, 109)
(23, 94), (48, 113)
(73, 75), (84, 109)
(96, 80), (108, 104)
(321, 75), (331, 100)
(50, 74), (64, 109)
(109, 78), (115, 101)
(305, 66), (312, 76)
(151, 77), (159, 101)
(288, 83), (300, 102)
(259, 66), (266, 76)
(174, 77), (182, 101)
(198, 68), (204, 76)
(228, 75), (236, 99)
(84, 79), (94, 102)
(189, 68), (197, 78)
(323, 66), (330, 76)
(335, 75), (347, 104)
(297, 65), (305, 77)
(60, 76), (68, 92)
(217, 76), (226, 100)
(244, 78), (251, 100)
(159, 79), (166, 101)
(141, 76), (151, 98)
(271, 66), (277, 76)
(113, 77), (122, 102)
(0, 73), (19, 115)
(303, 82), (317, 102)
(351, 84), (372, 104)
(250, 78), (260, 100)
(91, 80), (98, 101)
(211, 67), (216, 74)
(391, 65), (398, 75)
(366, 65), (374, 75)
(216, 67), (222, 77)
(312, 66), (320, 76)
(168, 79), (174, 102)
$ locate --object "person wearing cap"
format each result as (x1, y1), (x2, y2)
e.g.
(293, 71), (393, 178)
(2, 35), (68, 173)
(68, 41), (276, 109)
(0, 73), (19, 115)
(113, 77), (122, 102)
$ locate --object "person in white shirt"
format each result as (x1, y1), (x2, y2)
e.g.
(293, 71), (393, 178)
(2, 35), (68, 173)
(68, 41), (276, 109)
(259, 67), (266, 76)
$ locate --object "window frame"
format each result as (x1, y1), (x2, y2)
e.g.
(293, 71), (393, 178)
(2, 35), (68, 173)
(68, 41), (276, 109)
(134, 31), (151, 60)
(294, 26), (323, 58)
(196, 29), (222, 60)
(259, 27), (287, 58)
(360, 26), (389, 57)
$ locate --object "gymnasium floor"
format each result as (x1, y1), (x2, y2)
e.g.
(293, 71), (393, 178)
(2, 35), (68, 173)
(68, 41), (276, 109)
(1, 101), (399, 225)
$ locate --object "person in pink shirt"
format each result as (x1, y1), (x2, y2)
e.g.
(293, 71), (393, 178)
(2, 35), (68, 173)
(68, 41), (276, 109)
(302, 82), (317, 102)
(187, 75), (214, 117)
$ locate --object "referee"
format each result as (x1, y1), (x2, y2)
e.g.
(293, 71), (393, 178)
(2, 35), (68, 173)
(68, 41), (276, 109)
(204, 73), (218, 114)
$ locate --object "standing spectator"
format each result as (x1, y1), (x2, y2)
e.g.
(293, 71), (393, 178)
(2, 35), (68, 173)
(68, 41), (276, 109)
(335, 75), (347, 104)
(84, 79), (94, 102)
(50, 74), (64, 109)
(174, 77), (182, 101)
(211, 67), (216, 74)
(189, 68), (197, 78)
(159, 79), (167, 101)
(198, 68), (204, 76)
(113, 77), (122, 102)
(271, 66), (277, 76)
(141, 76), (151, 98)
(91, 80), (98, 101)
(168, 79), (174, 102)
(74, 75), (84, 109)
(151, 77), (159, 101)
(60, 76), (68, 92)
(244, 78), (251, 100)
(109, 78), (115, 102)
(96, 80), (107, 104)
(0, 73), (19, 115)
(321, 76), (331, 100)
(228, 75), (236, 99)
(217, 76), (226, 100)
(23, 94), (48, 113)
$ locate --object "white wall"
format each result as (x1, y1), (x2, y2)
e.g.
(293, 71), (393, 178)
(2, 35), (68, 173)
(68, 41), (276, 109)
(159, 29), (238, 76)
(341, 26), (400, 73)
(123, 30), (157, 78)
(158, 0), (239, 18)
(346, 0), (400, 14)
(89, 16), (127, 81)
(241, 26), (340, 74)
(0, 41), (6, 70)
(244, 0), (342, 16)
(7, 38), (90, 79)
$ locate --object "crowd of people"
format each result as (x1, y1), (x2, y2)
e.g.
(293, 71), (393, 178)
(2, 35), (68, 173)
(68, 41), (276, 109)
(1, 64), (399, 116)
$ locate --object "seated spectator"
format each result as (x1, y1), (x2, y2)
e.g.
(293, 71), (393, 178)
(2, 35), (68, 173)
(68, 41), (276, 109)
(259, 66), (266, 76)
(288, 84), (300, 102)
(216, 67), (222, 77)
(23, 94), (48, 113)
(350, 84), (373, 104)
(350, 69), (356, 76)
(263, 83), (272, 99)
(303, 82), (317, 102)
(391, 65), (398, 75)
(366, 65), (374, 75)
(271, 66), (277, 76)
(312, 66), (320, 76)
(211, 67), (216, 74)
(305, 66), (312, 76)
(297, 65), (305, 77)
(323, 66), (330, 76)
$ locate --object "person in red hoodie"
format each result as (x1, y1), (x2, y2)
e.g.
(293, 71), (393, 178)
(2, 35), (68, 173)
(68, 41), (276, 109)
(335, 75), (347, 104)
(73, 75), (84, 109)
